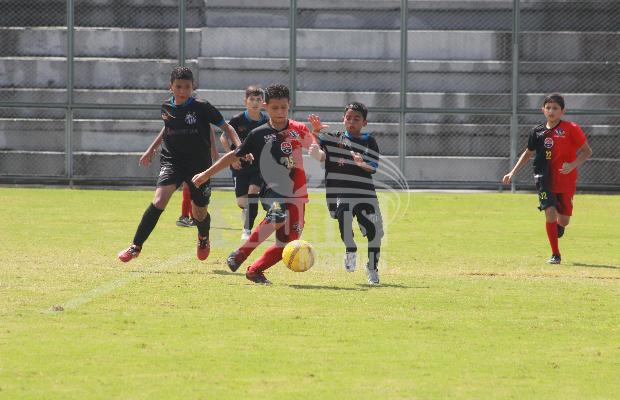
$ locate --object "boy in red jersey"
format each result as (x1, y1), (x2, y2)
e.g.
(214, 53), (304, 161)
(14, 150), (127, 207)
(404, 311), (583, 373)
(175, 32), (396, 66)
(503, 94), (593, 264)
(192, 84), (317, 284)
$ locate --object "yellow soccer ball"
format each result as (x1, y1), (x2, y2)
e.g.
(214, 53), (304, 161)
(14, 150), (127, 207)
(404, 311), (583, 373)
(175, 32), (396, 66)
(282, 240), (315, 272)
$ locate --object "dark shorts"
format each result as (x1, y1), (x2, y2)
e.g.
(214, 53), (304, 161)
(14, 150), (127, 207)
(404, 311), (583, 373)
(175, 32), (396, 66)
(157, 163), (212, 207)
(538, 190), (574, 216)
(233, 170), (263, 198)
(328, 197), (384, 236)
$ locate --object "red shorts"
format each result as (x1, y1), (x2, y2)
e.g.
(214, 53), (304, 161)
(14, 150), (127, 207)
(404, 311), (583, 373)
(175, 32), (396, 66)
(554, 191), (574, 216)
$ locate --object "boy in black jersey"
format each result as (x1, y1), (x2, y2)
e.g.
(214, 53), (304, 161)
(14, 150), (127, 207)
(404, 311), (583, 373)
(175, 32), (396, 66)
(118, 67), (241, 263)
(308, 102), (383, 285)
(140, 125), (219, 227)
(220, 85), (269, 240)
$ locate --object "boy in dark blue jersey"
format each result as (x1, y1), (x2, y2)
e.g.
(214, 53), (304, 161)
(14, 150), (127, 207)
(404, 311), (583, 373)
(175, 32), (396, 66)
(308, 103), (384, 285)
(118, 67), (241, 263)
(220, 85), (269, 240)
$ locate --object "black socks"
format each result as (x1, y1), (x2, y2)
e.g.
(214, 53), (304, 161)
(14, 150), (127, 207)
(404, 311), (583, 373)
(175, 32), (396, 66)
(133, 203), (164, 246)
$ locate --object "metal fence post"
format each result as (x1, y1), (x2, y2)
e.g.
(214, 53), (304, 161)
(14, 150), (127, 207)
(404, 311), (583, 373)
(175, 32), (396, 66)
(66, 0), (74, 185)
(179, 0), (186, 67)
(289, 0), (297, 114)
(399, 0), (408, 175)
(510, 0), (520, 193)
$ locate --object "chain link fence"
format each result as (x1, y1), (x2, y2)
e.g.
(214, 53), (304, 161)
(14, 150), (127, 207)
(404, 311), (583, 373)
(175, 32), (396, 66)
(0, 0), (618, 189)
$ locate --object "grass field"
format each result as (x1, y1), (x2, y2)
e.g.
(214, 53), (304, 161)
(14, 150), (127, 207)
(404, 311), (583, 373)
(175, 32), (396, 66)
(1, 187), (619, 399)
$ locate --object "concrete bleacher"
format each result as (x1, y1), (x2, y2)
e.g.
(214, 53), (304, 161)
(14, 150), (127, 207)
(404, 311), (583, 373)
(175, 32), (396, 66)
(0, 0), (618, 187)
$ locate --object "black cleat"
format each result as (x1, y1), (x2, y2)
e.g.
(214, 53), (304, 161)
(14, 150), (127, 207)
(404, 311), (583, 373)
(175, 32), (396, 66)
(557, 224), (565, 238)
(246, 270), (272, 285)
(547, 254), (561, 265)
(227, 250), (244, 272)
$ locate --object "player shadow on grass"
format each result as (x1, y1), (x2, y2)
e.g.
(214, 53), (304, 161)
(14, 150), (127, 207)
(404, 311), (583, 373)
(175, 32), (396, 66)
(355, 283), (420, 289)
(568, 262), (620, 270)
(288, 284), (369, 291)
(212, 269), (239, 276)
(128, 270), (210, 275)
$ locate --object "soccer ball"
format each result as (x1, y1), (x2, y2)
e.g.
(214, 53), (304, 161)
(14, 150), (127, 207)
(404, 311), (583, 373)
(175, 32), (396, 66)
(282, 240), (315, 272)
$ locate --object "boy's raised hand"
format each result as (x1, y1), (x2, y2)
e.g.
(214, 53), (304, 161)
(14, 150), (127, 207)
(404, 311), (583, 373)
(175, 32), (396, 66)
(308, 114), (329, 135)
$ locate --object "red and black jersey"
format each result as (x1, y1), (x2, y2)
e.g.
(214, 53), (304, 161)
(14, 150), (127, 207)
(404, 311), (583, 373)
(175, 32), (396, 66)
(160, 97), (225, 170)
(527, 120), (587, 193)
(228, 111), (269, 174)
(234, 119), (315, 201)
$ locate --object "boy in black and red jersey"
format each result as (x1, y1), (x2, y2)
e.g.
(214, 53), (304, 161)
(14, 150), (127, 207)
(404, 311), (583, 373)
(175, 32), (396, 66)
(118, 67), (241, 263)
(503, 94), (593, 264)
(192, 84), (318, 284)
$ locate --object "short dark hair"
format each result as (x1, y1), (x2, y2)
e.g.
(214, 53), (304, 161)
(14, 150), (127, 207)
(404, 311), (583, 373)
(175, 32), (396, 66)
(264, 84), (289, 103)
(245, 85), (264, 99)
(170, 66), (194, 83)
(344, 102), (368, 120)
(543, 94), (565, 110)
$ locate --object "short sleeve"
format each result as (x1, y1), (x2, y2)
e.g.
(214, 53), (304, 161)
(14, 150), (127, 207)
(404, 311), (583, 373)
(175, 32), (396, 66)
(527, 130), (537, 151)
(365, 137), (380, 172)
(235, 130), (255, 158)
(569, 122), (587, 149)
(200, 101), (225, 127)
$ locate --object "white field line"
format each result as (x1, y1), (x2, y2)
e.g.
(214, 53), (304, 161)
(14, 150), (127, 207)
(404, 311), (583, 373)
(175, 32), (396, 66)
(44, 251), (194, 314)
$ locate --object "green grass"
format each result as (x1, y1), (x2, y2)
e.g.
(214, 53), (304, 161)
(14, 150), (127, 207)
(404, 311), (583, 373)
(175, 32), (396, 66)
(1, 187), (619, 399)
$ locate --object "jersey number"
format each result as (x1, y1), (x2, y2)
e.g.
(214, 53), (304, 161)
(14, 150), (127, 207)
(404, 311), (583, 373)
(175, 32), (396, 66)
(540, 192), (548, 200)
(282, 155), (295, 169)
(545, 150), (552, 160)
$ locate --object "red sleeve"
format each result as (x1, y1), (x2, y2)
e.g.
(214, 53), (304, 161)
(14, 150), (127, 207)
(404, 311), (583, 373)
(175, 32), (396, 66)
(291, 120), (316, 149)
(569, 122), (587, 149)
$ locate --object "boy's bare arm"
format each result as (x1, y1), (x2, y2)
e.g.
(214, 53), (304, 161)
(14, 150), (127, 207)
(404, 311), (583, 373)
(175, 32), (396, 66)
(502, 149), (534, 184)
(192, 150), (240, 187)
(221, 123), (241, 148)
(139, 126), (165, 167)
(210, 126), (220, 162)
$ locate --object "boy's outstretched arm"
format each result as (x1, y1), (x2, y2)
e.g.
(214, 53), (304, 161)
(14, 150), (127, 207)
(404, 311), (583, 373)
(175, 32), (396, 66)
(502, 148), (534, 184)
(139, 126), (165, 167)
(220, 122), (242, 148)
(192, 150), (240, 187)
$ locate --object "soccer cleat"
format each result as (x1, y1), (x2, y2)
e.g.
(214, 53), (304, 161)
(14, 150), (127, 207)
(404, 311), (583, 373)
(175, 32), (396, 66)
(241, 229), (252, 241)
(547, 254), (561, 265)
(118, 245), (141, 262)
(557, 224), (565, 238)
(176, 215), (193, 227)
(344, 251), (357, 272)
(366, 263), (380, 285)
(246, 270), (272, 285)
(197, 236), (210, 261)
(227, 250), (247, 272)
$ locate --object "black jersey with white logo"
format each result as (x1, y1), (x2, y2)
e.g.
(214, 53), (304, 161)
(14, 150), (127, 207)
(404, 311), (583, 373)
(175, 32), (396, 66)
(160, 97), (224, 169)
(228, 111), (269, 173)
